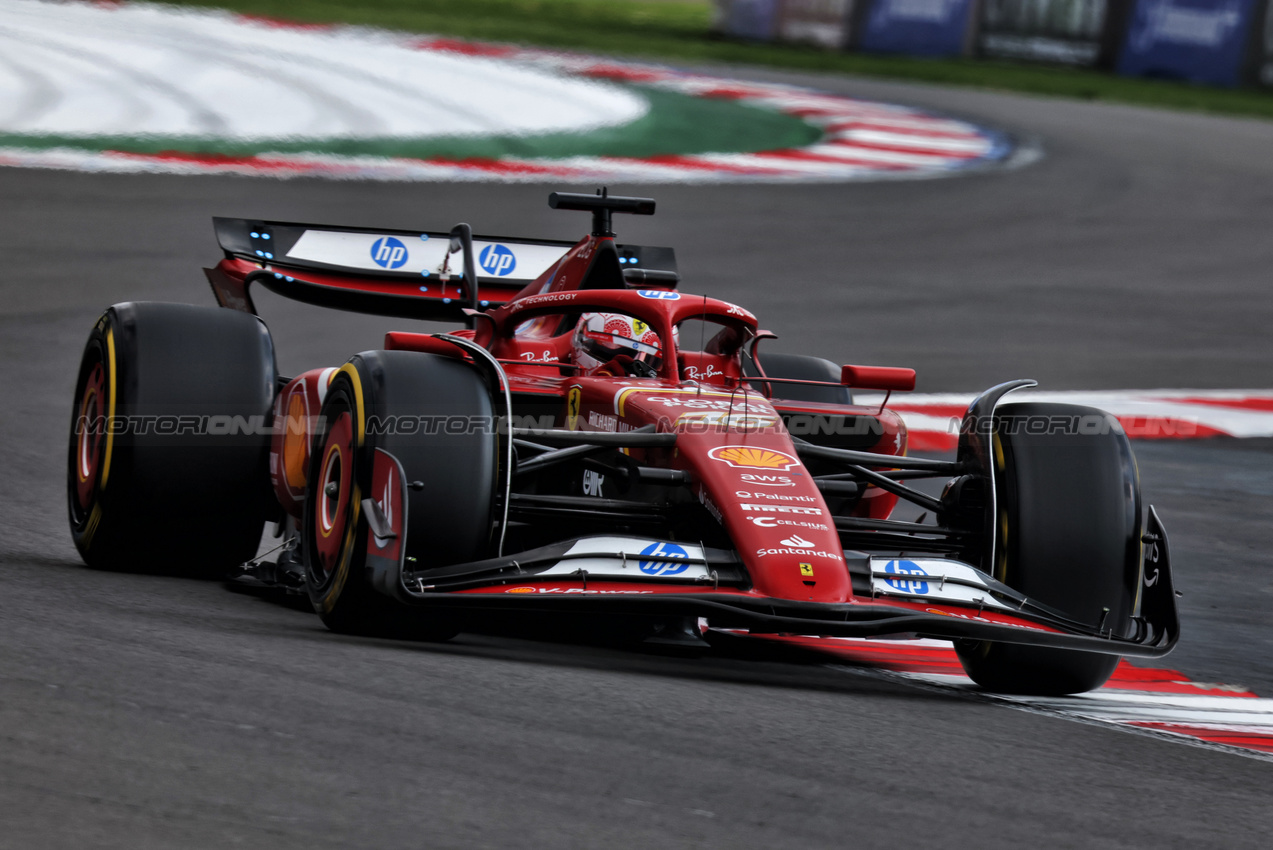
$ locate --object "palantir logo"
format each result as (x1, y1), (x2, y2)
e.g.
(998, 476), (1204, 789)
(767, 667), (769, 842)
(371, 236), (408, 270)
(637, 542), (690, 576)
(883, 559), (929, 594)
(479, 244), (517, 277)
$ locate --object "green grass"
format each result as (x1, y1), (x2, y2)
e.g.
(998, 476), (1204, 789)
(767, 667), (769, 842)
(164, 0), (1273, 121)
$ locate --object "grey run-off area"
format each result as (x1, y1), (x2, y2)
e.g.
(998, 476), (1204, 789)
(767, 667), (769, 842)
(1, 66), (1272, 846)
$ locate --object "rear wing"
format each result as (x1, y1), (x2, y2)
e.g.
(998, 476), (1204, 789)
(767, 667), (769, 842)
(207, 217), (677, 322)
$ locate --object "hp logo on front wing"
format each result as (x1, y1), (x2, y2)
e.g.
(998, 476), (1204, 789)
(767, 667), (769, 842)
(637, 542), (689, 576)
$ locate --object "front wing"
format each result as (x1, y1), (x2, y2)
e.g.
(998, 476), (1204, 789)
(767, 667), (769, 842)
(371, 509), (1180, 659)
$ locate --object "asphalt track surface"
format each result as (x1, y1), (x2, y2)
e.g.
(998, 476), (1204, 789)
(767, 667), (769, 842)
(3, 66), (1272, 847)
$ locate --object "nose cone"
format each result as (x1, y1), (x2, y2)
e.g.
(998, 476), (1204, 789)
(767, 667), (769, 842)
(677, 431), (851, 602)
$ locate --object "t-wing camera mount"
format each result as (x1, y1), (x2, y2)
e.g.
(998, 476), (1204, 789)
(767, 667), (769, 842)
(548, 188), (656, 238)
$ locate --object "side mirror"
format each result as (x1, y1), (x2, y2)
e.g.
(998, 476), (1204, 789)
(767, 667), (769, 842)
(841, 365), (916, 392)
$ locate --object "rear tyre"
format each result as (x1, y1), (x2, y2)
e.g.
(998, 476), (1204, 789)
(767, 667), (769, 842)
(303, 351), (498, 638)
(744, 352), (852, 405)
(67, 303), (277, 575)
(956, 402), (1142, 695)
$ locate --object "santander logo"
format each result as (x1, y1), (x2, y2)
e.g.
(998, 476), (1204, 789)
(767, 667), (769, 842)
(754, 531), (841, 561)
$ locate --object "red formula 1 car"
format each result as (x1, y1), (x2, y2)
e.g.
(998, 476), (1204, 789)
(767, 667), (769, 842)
(67, 191), (1179, 695)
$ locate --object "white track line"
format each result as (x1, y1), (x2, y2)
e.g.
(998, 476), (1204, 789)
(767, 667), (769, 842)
(866, 668), (1273, 764)
(852, 389), (1273, 447)
(0, 0), (647, 139)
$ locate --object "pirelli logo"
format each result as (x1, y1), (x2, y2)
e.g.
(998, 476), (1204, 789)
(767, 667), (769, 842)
(740, 503), (822, 515)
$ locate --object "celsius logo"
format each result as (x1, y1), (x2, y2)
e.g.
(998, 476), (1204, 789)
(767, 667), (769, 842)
(479, 244), (517, 276)
(638, 541), (690, 575)
(750, 516), (827, 530)
(370, 236), (408, 269)
(883, 560), (929, 594)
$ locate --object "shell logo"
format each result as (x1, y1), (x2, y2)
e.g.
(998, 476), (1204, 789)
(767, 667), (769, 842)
(506, 586), (537, 594)
(708, 445), (798, 471)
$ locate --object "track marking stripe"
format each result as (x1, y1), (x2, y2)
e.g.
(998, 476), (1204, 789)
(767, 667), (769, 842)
(720, 632), (1273, 761)
(850, 389), (1273, 449)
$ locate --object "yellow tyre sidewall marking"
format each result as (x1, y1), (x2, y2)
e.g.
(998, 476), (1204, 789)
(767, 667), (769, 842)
(321, 364), (365, 613)
(82, 503), (102, 548)
(100, 327), (116, 490)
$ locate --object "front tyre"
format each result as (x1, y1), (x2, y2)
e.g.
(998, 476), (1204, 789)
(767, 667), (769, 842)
(303, 351), (498, 638)
(956, 402), (1142, 695)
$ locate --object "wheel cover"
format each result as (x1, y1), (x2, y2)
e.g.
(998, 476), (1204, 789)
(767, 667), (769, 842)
(314, 411), (354, 576)
(74, 362), (106, 512)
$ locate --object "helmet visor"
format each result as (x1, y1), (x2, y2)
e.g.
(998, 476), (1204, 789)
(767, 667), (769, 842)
(580, 329), (662, 369)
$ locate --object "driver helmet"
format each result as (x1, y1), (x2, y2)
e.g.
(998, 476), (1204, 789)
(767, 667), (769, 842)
(571, 312), (666, 376)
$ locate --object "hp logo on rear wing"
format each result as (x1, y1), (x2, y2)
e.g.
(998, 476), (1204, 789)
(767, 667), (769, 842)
(370, 237), (409, 270)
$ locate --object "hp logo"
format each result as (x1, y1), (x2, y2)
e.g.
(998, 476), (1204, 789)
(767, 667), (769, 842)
(637, 290), (680, 300)
(883, 560), (930, 595)
(479, 244), (517, 277)
(370, 237), (408, 270)
(637, 542), (690, 576)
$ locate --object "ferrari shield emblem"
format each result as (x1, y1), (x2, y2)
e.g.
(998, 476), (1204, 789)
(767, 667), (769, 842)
(566, 386), (582, 431)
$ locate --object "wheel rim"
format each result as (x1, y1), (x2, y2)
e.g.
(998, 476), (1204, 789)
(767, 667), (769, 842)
(314, 410), (354, 576)
(74, 362), (106, 513)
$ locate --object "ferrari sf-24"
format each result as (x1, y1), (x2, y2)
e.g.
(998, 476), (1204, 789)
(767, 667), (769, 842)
(68, 191), (1179, 695)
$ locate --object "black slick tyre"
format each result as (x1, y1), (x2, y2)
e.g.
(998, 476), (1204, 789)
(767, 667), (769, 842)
(956, 402), (1143, 695)
(303, 351), (498, 638)
(745, 352), (853, 405)
(67, 302), (277, 575)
